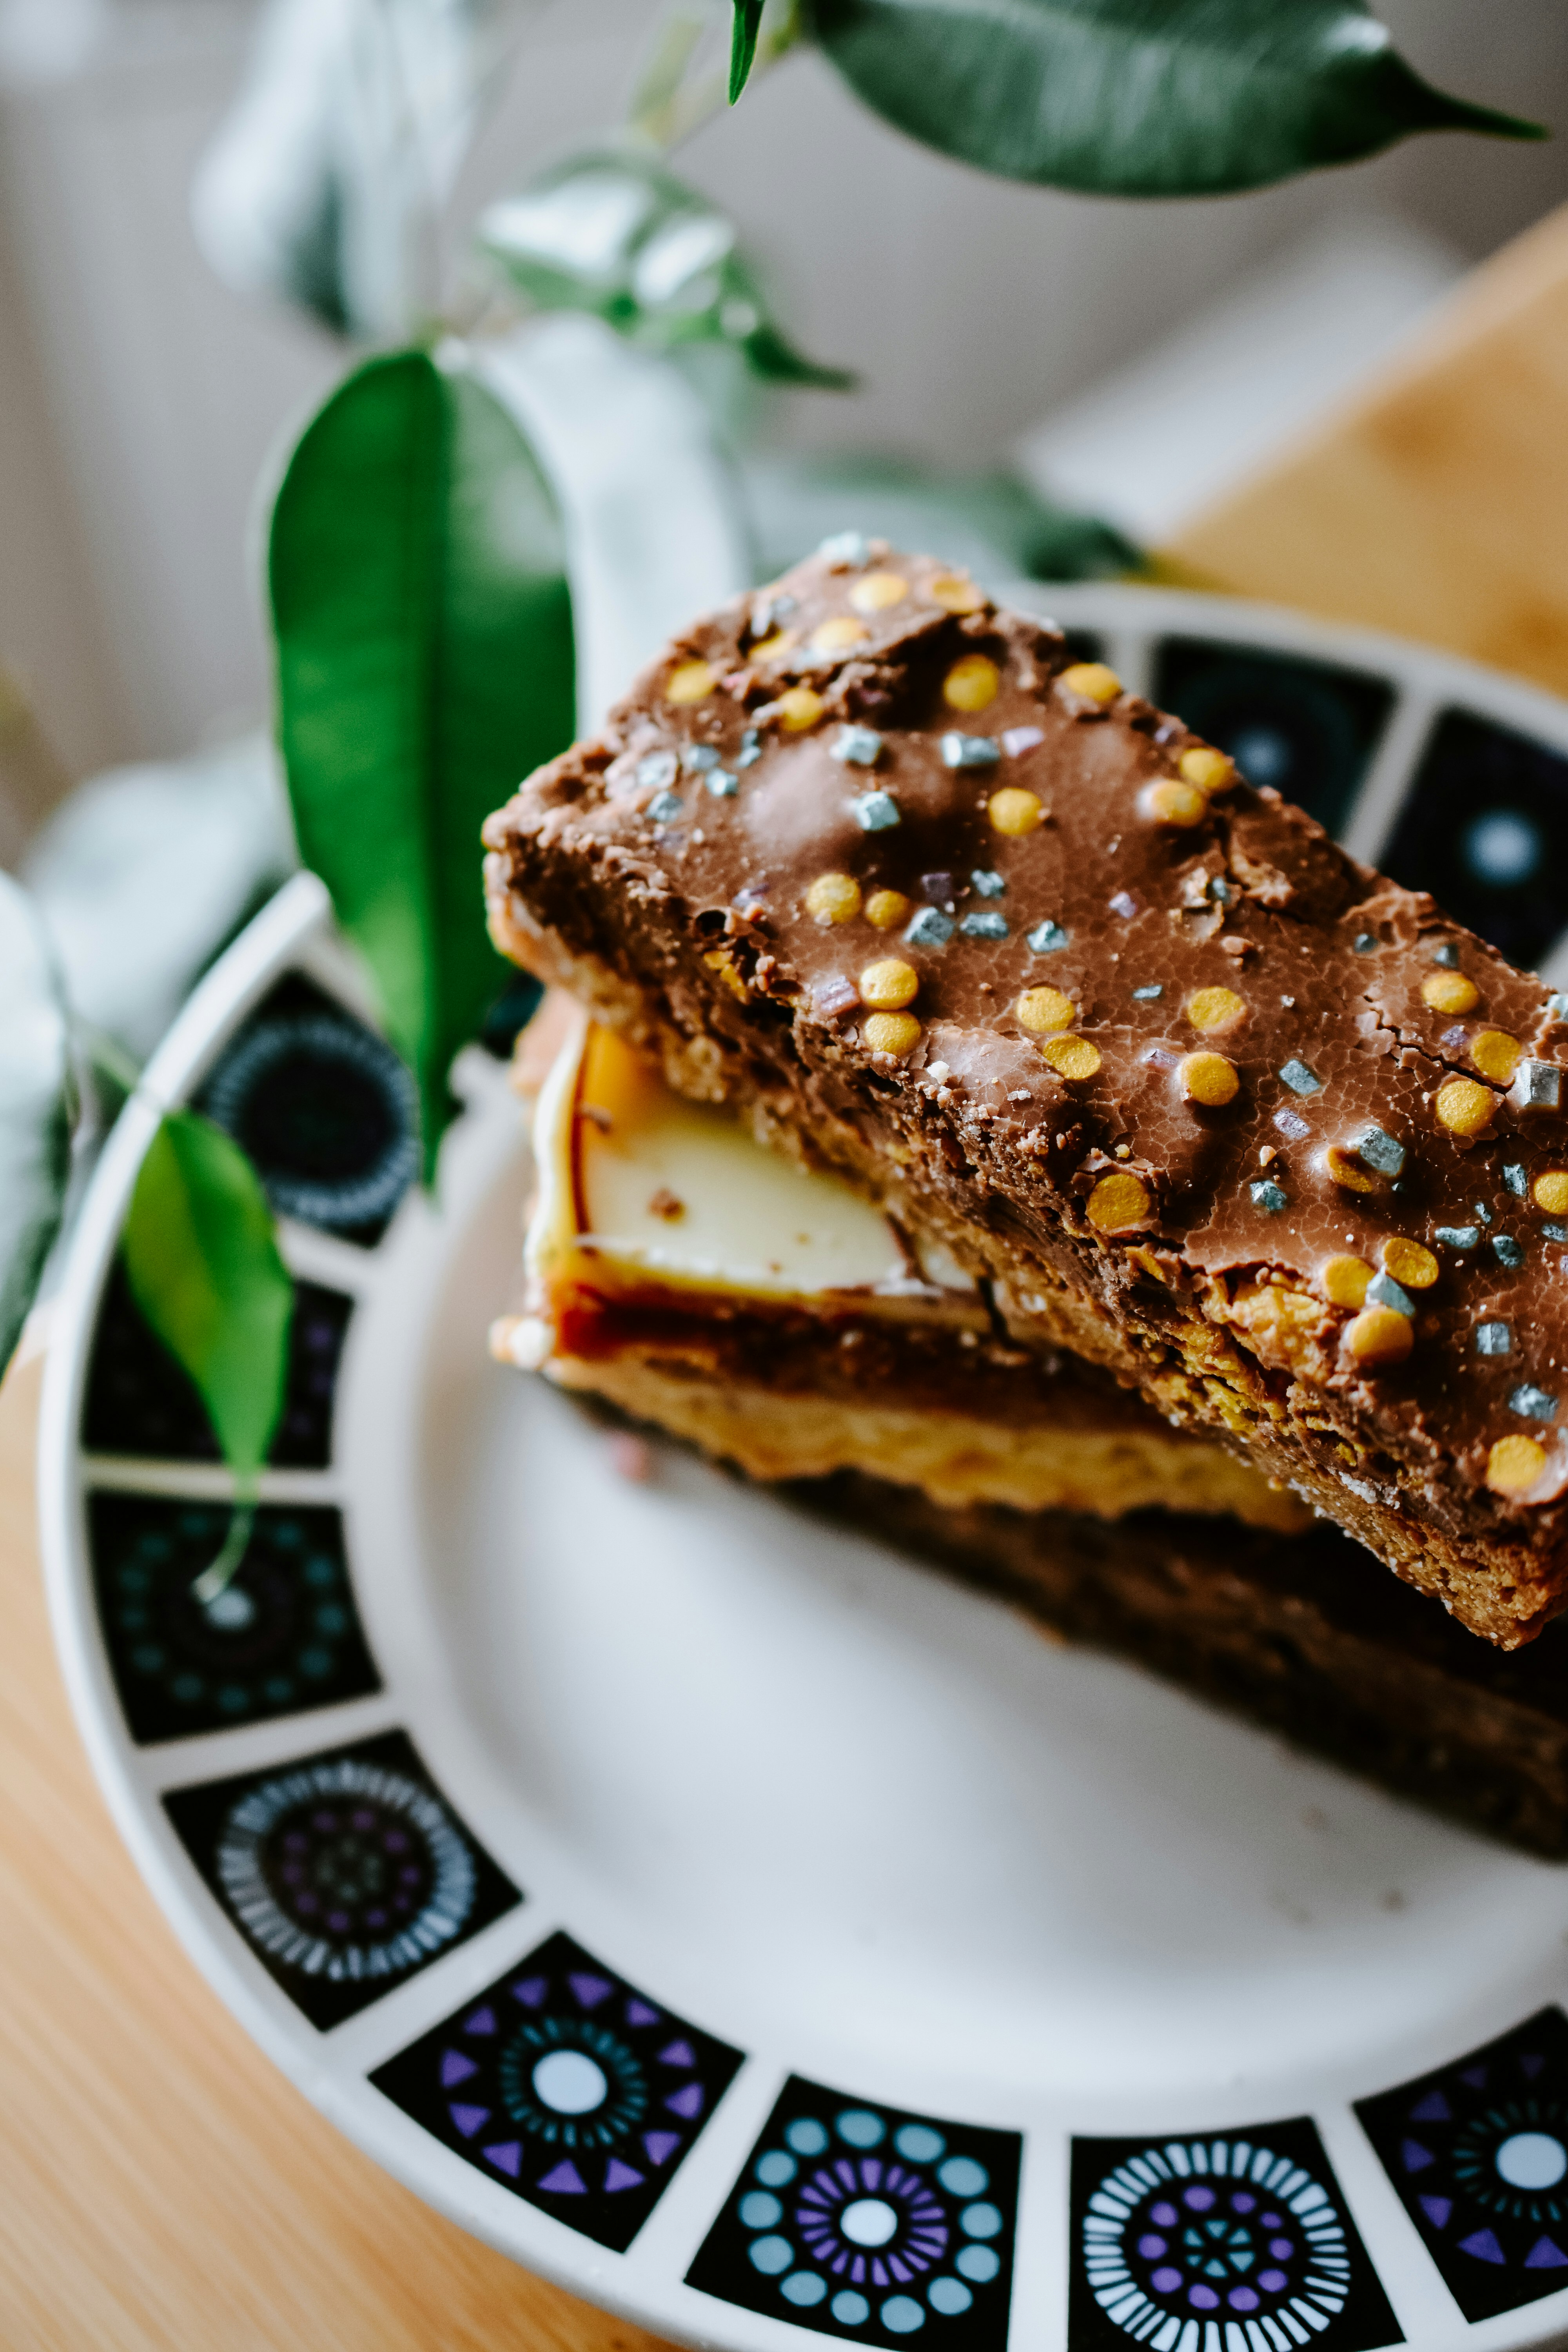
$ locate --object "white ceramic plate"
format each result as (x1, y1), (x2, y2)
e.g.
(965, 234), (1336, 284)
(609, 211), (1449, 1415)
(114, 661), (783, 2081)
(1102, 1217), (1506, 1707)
(39, 588), (1568, 2352)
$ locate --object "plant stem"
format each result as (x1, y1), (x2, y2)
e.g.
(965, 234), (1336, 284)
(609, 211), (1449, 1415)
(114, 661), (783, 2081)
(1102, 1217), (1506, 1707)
(191, 1497), (258, 1610)
(627, 0), (801, 152)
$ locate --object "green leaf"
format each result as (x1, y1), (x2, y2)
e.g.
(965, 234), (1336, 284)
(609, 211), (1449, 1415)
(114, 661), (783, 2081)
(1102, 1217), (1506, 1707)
(808, 0), (1546, 197)
(269, 349), (575, 1176)
(0, 873), (72, 1373)
(122, 1110), (294, 1484)
(730, 0), (767, 100)
(477, 152), (853, 390)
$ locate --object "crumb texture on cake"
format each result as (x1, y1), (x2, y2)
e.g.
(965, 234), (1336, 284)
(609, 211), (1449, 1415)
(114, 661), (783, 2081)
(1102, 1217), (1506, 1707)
(484, 543), (1568, 1645)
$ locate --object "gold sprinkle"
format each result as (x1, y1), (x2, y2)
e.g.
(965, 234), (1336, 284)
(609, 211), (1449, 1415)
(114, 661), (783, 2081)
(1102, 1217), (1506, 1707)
(1087, 1171), (1151, 1232)
(1015, 985), (1076, 1035)
(1472, 1029), (1523, 1084)
(666, 660), (716, 705)
(1383, 1235), (1438, 1289)
(702, 947), (748, 1002)
(1534, 1170), (1568, 1215)
(862, 1010), (921, 1057)
(986, 787), (1044, 837)
(1488, 1433), (1548, 1495)
(806, 872), (862, 925)
(865, 889), (911, 930)
(748, 630), (794, 663)
(776, 687), (826, 732)
(1178, 745), (1234, 794)
(928, 573), (985, 614)
(1185, 985), (1245, 1033)
(849, 571), (908, 614)
(1322, 1255), (1373, 1309)
(810, 615), (870, 655)
(1435, 1076), (1496, 1136)
(943, 653), (1000, 712)
(1345, 1305), (1414, 1368)
(1141, 779), (1208, 828)
(1421, 969), (1479, 1015)
(1040, 1035), (1102, 1081)
(859, 958), (919, 1011)
(1326, 1144), (1380, 1193)
(1060, 661), (1121, 706)
(1179, 1051), (1239, 1107)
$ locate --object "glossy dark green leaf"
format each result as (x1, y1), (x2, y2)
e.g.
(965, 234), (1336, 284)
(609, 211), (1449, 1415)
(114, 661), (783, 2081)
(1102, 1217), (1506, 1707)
(477, 152), (853, 390)
(0, 874), (72, 1373)
(269, 349), (575, 1175)
(122, 1109), (294, 1483)
(809, 0), (1545, 196)
(730, 0), (767, 101)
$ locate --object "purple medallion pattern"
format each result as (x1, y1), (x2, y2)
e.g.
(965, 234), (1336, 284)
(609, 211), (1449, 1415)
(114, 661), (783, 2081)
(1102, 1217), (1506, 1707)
(371, 1929), (742, 2252)
(163, 1730), (520, 2028)
(1070, 2120), (1399, 2350)
(687, 2076), (1018, 2347)
(1357, 2005), (1568, 2323)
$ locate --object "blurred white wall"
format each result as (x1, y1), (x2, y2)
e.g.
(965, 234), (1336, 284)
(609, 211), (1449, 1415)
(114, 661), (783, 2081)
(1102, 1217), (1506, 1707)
(1, 0), (1566, 793)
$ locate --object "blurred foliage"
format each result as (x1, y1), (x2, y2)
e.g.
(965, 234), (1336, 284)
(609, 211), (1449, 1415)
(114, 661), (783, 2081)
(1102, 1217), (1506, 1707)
(0, 873), (71, 1372)
(478, 150), (851, 390)
(806, 0), (1544, 196)
(269, 348), (575, 1179)
(122, 1110), (295, 1489)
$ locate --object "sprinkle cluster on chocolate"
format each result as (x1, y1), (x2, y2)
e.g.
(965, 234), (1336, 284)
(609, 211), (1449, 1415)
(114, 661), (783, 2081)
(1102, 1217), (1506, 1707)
(484, 538), (1568, 1645)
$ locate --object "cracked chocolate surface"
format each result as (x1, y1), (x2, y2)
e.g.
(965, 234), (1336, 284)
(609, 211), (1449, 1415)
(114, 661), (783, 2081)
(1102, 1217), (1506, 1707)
(484, 544), (1568, 1642)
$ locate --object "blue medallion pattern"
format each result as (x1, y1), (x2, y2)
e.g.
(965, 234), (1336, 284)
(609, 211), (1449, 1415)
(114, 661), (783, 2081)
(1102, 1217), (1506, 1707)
(371, 1929), (742, 2251)
(688, 2076), (1019, 2348)
(199, 972), (418, 1244)
(1356, 2005), (1568, 2323)
(1154, 639), (1394, 842)
(163, 1730), (520, 2027)
(88, 1495), (379, 1743)
(1070, 2120), (1399, 2351)
(1381, 710), (1568, 974)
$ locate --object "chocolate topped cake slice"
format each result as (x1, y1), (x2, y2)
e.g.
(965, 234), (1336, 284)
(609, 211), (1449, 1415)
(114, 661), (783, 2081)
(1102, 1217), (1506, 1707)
(484, 540), (1568, 1648)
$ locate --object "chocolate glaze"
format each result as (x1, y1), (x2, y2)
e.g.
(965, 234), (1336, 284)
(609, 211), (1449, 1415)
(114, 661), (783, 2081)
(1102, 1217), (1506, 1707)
(484, 545), (1568, 1644)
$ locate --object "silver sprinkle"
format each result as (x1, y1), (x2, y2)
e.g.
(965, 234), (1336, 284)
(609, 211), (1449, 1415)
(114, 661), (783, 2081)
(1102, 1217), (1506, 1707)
(1505, 1163), (1529, 1196)
(1353, 933), (1377, 953)
(705, 769), (738, 799)
(1431, 942), (1460, 968)
(905, 907), (955, 949)
(1435, 1225), (1479, 1250)
(832, 724), (884, 767)
(970, 869), (1006, 898)
(1512, 1383), (1559, 1421)
(1356, 1125), (1406, 1178)
(1027, 921), (1069, 953)
(1133, 984), (1163, 1001)
(960, 911), (1009, 941)
(1476, 1322), (1512, 1355)
(941, 733), (1000, 770)
(1367, 1271), (1414, 1316)
(645, 789), (682, 823)
(1278, 1059), (1322, 1097)
(682, 744), (720, 773)
(636, 750), (678, 791)
(1494, 1236), (1526, 1269)
(1250, 1180), (1287, 1214)
(737, 729), (763, 768)
(852, 791), (900, 832)
(1513, 1059), (1563, 1111)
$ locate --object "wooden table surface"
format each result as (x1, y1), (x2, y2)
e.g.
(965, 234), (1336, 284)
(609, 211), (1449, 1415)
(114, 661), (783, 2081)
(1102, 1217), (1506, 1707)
(8, 198), (1568, 2352)
(0, 1350), (672, 2352)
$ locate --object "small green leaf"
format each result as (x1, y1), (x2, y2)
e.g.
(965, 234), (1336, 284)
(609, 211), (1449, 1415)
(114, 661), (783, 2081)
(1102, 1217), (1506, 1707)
(269, 349), (576, 1176)
(122, 1110), (294, 1484)
(809, 0), (1545, 197)
(478, 152), (852, 390)
(0, 873), (72, 1372)
(730, 0), (767, 100)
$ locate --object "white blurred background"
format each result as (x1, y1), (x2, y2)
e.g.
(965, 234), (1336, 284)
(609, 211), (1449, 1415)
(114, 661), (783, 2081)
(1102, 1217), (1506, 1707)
(0, 0), (1565, 796)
